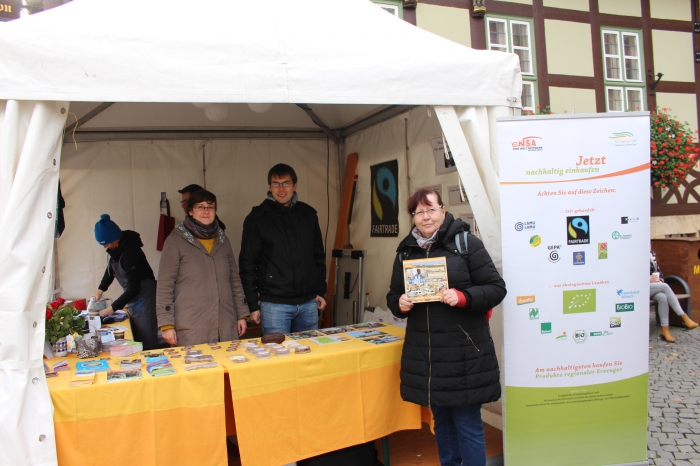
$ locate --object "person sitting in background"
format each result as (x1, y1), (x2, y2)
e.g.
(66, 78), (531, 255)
(157, 189), (248, 346)
(651, 250), (698, 342)
(91, 214), (159, 350)
(178, 183), (226, 230)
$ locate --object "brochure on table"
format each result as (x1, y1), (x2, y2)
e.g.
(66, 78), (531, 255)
(498, 113), (650, 466)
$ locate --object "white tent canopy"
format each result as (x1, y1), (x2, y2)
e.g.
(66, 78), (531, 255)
(0, 1), (521, 464)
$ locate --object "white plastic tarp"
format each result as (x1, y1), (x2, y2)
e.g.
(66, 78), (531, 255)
(0, 0), (521, 107)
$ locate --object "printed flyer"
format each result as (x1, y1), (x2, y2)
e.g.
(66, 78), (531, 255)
(498, 113), (650, 466)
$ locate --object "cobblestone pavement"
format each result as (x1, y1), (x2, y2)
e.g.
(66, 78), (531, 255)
(648, 315), (700, 466)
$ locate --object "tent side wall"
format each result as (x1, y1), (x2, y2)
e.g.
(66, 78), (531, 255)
(57, 139), (340, 301)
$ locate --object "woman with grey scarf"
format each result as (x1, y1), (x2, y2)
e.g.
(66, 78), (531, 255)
(156, 189), (250, 346)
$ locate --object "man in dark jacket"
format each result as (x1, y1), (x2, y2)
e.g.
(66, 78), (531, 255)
(239, 164), (327, 334)
(91, 214), (159, 350)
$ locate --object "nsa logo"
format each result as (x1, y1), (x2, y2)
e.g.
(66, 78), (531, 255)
(529, 308), (539, 320)
(563, 289), (596, 314)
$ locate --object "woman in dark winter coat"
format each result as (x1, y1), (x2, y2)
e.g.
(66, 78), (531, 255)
(387, 188), (506, 466)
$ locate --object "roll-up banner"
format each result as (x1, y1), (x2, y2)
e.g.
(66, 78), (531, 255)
(498, 113), (650, 466)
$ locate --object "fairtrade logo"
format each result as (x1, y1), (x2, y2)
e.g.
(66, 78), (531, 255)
(515, 221), (535, 231)
(541, 322), (552, 334)
(530, 235), (542, 247)
(370, 161), (399, 236)
(610, 317), (621, 328)
(573, 330), (587, 343)
(563, 289), (596, 314)
(529, 308), (539, 320)
(598, 242), (608, 260)
(616, 303), (635, 312)
(517, 295), (536, 305)
(511, 136), (543, 151)
(612, 231), (632, 240)
(555, 332), (567, 341)
(567, 216), (590, 245)
(573, 251), (585, 266)
(590, 331), (613, 337)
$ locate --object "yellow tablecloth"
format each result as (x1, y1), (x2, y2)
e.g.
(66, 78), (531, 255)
(46, 325), (227, 466)
(217, 325), (422, 466)
(46, 324), (421, 466)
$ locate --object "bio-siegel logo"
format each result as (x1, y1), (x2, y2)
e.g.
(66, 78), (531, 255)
(590, 330), (613, 337)
(573, 251), (585, 266)
(563, 289), (596, 314)
(515, 221), (535, 231)
(609, 131), (638, 146)
(616, 289), (639, 300)
(612, 231), (632, 240)
(517, 295), (536, 305)
(529, 308), (539, 320)
(567, 216), (590, 245)
(610, 317), (621, 328)
(512, 136), (543, 151)
(530, 235), (542, 247)
(573, 329), (587, 343)
(548, 245), (561, 263)
(616, 302), (635, 312)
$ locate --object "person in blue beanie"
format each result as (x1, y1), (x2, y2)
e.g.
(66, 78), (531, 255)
(91, 214), (160, 350)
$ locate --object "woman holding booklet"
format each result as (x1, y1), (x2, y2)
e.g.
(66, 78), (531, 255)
(387, 188), (506, 466)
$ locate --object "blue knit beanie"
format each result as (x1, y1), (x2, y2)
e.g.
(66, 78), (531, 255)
(94, 214), (122, 245)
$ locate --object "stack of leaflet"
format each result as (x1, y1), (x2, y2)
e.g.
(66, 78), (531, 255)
(53, 359), (69, 372)
(146, 356), (176, 377)
(69, 370), (96, 387)
(119, 359), (142, 370)
(75, 360), (110, 372)
(106, 370), (142, 383)
(110, 341), (143, 356)
(44, 362), (57, 378)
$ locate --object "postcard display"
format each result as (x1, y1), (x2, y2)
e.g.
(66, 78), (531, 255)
(498, 114), (650, 466)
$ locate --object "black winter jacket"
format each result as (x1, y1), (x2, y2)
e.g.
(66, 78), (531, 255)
(239, 197), (327, 312)
(99, 230), (155, 311)
(387, 214), (506, 408)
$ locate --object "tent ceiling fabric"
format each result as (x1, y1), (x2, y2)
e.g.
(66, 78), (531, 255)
(0, 0), (522, 108)
(66, 102), (395, 133)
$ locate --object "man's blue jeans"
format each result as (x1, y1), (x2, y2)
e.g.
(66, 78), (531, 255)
(431, 404), (485, 466)
(260, 299), (319, 334)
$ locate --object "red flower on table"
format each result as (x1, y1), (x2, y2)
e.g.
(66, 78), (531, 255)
(74, 300), (86, 311)
(46, 309), (53, 320)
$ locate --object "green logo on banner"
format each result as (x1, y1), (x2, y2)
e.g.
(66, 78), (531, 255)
(616, 303), (635, 312)
(541, 322), (552, 334)
(563, 289), (596, 314)
(529, 308), (539, 320)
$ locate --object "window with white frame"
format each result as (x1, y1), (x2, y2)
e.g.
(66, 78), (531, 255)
(487, 16), (536, 112)
(371, 1), (401, 17)
(602, 29), (644, 112)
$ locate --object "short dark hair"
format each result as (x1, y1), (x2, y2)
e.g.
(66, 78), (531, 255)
(407, 188), (444, 216)
(178, 183), (204, 194)
(186, 189), (217, 213)
(268, 164), (297, 185)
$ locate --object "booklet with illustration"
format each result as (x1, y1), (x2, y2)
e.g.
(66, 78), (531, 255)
(308, 335), (351, 345)
(402, 257), (448, 303)
(75, 359), (110, 372)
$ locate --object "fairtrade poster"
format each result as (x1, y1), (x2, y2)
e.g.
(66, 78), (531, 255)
(498, 114), (650, 466)
(370, 160), (399, 237)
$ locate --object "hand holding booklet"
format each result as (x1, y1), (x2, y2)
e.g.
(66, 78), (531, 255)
(402, 257), (448, 303)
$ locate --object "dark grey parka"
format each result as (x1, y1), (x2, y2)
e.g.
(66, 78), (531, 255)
(387, 213), (506, 407)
